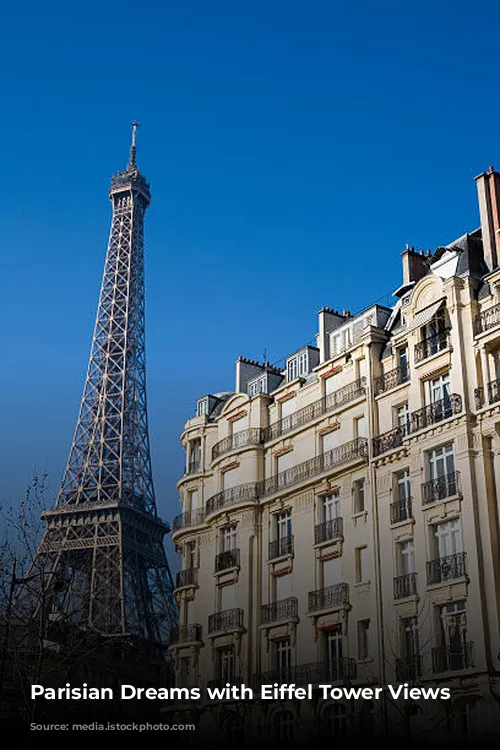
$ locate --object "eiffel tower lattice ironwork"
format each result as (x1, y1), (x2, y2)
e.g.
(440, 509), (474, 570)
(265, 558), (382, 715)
(24, 124), (178, 643)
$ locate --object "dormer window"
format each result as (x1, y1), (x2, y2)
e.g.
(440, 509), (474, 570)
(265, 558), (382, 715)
(196, 398), (208, 417)
(285, 347), (319, 381)
(248, 375), (267, 397)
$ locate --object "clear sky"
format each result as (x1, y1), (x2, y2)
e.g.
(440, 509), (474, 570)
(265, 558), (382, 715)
(1, 0), (499, 537)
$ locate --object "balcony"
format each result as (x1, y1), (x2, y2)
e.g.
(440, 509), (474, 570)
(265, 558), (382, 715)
(184, 459), (201, 476)
(170, 623), (202, 644)
(268, 535), (294, 560)
(207, 675), (242, 691)
(390, 497), (412, 524)
(432, 641), (475, 673)
(422, 471), (460, 505)
(393, 572), (417, 600)
(308, 582), (349, 612)
(411, 394), (462, 432)
(261, 379), (366, 443)
(372, 425), (408, 457)
(253, 659), (357, 688)
(395, 656), (421, 682)
(474, 301), (500, 335)
(172, 508), (207, 532)
(314, 517), (343, 545)
(414, 330), (450, 363)
(261, 596), (298, 625)
(212, 428), (263, 461)
(175, 568), (198, 589)
(208, 608), (244, 635)
(475, 377), (500, 408)
(215, 549), (240, 573)
(427, 552), (467, 585)
(206, 482), (259, 516)
(374, 364), (409, 396)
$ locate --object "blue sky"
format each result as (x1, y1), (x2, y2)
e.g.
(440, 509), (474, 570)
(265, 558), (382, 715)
(1, 0), (499, 532)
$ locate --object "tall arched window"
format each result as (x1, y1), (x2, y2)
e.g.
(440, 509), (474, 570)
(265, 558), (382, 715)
(322, 703), (348, 737)
(273, 710), (295, 740)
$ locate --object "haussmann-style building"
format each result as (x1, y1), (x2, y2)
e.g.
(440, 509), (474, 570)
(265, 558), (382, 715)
(166, 165), (500, 745)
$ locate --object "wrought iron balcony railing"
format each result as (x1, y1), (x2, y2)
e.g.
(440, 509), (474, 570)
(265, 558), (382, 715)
(414, 330), (450, 363)
(175, 568), (198, 589)
(212, 428), (263, 461)
(171, 623), (202, 644)
(206, 482), (259, 516)
(208, 608), (244, 634)
(422, 470), (460, 504)
(185, 459), (201, 475)
(253, 659), (357, 688)
(475, 378), (500, 408)
(396, 656), (421, 683)
(269, 535), (294, 560)
(261, 379), (366, 442)
(411, 394), (462, 432)
(372, 425), (408, 457)
(172, 508), (207, 532)
(374, 364), (410, 396)
(432, 642), (475, 673)
(215, 548), (240, 573)
(427, 552), (467, 585)
(390, 497), (412, 524)
(207, 675), (242, 691)
(474, 301), (500, 335)
(260, 596), (298, 625)
(393, 572), (417, 600)
(308, 582), (349, 612)
(314, 517), (343, 545)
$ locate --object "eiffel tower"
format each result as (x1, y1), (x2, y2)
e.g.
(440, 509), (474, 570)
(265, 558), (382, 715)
(23, 125), (177, 644)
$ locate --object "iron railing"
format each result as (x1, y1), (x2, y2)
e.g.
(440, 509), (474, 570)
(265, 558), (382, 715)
(414, 330), (450, 363)
(212, 428), (262, 461)
(207, 675), (242, 690)
(172, 508), (207, 532)
(374, 364), (409, 396)
(171, 623), (202, 644)
(393, 572), (418, 600)
(253, 659), (356, 688)
(474, 302), (500, 335)
(215, 549), (240, 572)
(432, 642), (474, 673)
(390, 497), (412, 524)
(314, 517), (343, 545)
(372, 425), (408, 457)
(475, 378), (500, 408)
(206, 482), (259, 516)
(308, 582), (349, 612)
(422, 471), (460, 504)
(208, 608), (244, 634)
(269, 535), (294, 560)
(175, 568), (198, 589)
(261, 597), (298, 625)
(396, 656), (421, 682)
(261, 379), (366, 442)
(411, 394), (462, 432)
(427, 552), (467, 585)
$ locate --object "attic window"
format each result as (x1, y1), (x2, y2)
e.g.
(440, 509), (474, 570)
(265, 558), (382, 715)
(196, 398), (208, 417)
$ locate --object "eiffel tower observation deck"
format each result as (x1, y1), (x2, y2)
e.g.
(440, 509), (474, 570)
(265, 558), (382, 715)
(23, 125), (177, 644)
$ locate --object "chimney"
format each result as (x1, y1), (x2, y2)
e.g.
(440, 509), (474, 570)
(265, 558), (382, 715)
(400, 245), (428, 286)
(475, 165), (500, 272)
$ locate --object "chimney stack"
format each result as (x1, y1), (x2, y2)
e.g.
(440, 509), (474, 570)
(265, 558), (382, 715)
(475, 165), (500, 272)
(400, 245), (428, 286)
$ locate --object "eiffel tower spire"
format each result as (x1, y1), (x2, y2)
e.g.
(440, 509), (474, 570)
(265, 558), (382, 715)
(23, 126), (177, 642)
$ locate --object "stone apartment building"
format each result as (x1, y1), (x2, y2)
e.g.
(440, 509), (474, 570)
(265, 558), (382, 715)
(167, 166), (500, 744)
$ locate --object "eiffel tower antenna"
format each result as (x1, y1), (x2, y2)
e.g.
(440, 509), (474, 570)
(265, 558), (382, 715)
(21, 126), (177, 643)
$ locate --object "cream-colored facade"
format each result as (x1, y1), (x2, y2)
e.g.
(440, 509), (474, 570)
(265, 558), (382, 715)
(167, 166), (500, 744)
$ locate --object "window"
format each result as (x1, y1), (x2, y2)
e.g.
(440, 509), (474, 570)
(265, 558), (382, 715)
(223, 467), (239, 490)
(353, 479), (365, 514)
(434, 518), (462, 558)
(428, 443), (455, 481)
(322, 704), (348, 737)
(248, 376), (266, 397)
(185, 540), (197, 569)
(401, 617), (419, 660)
(355, 546), (368, 582)
(287, 351), (309, 381)
(322, 556), (342, 587)
(220, 584), (237, 611)
(358, 620), (370, 660)
(187, 438), (201, 472)
(320, 492), (340, 522)
(396, 469), (411, 503)
(396, 403), (410, 434)
(273, 710), (294, 741)
(188, 488), (201, 512)
(275, 638), (292, 679)
(178, 657), (191, 688)
(196, 398), (208, 416)
(276, 509), (292, 541)
(322, 429), (339, 454)
(272, 509), (293, 557)
(357, 358), (366, 380)
(275, 572), (292, 601)
(324, 625), (343, 680)
(220, 525), (237, 552)
(438, 601), (469, 670)
(399, 539), (415, 576)
(355, 415), (367, 439)
(218, 645), (235, 683)
(398, 347), (409, 379)
(276, 449), (294, 474)
(280, 395), (295, 421)
(425, 372), (451, 408)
